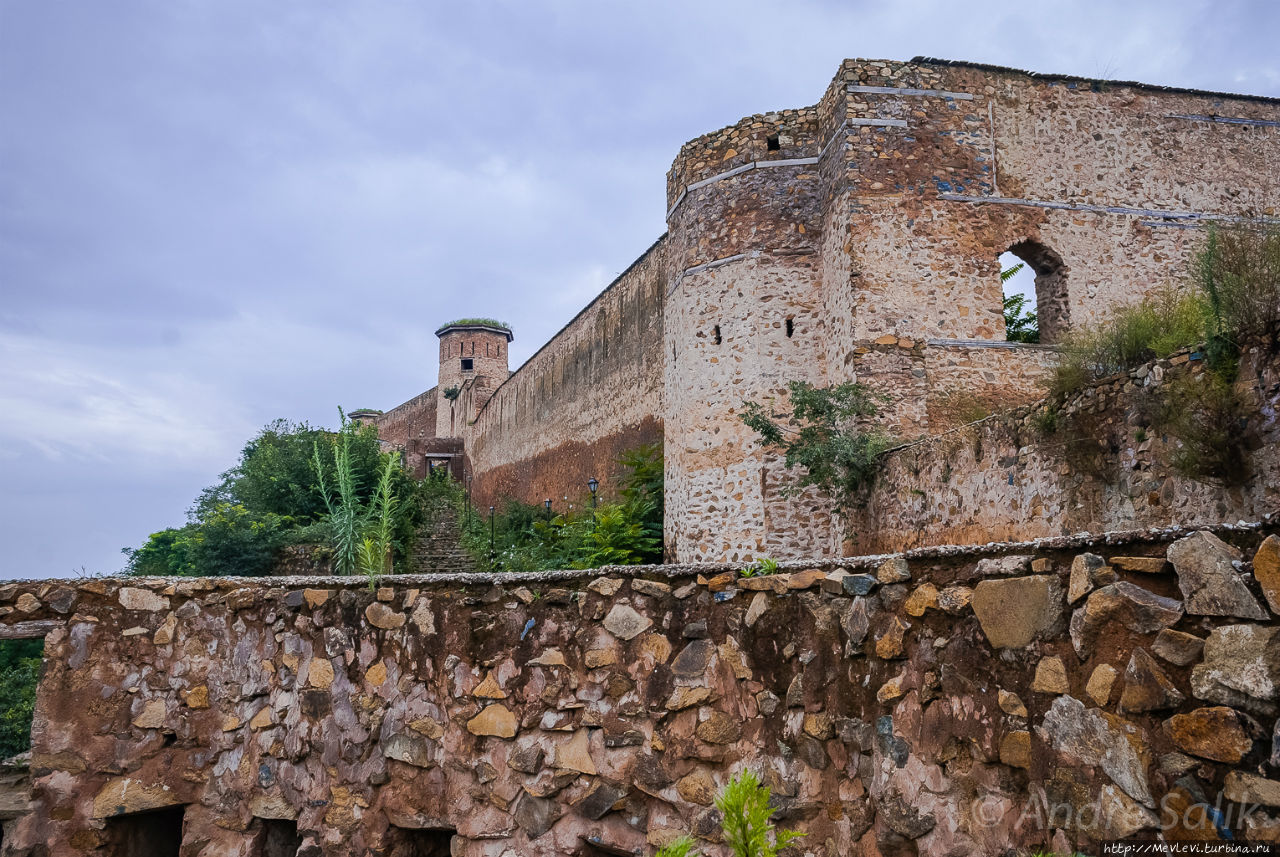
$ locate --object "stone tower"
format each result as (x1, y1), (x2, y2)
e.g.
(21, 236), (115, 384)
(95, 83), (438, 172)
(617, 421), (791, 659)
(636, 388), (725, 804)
(434, 320), (512, 438)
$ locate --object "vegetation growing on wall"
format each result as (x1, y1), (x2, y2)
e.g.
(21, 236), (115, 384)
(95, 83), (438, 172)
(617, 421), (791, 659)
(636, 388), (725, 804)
(1050, 218), (1279, 397)
(1197, 219), (1280, 353)
(124, 416), (423, 577)
(1048, 286), (1209, 397)
(460, 443), (664, 571)
(436, 318), (511, 331)
(740, 381), (895, 513)
(1042, 218), (1279, 485)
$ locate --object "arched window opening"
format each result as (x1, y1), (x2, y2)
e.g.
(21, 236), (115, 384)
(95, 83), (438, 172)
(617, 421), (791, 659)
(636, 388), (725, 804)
(1000, 240), (1068, 344)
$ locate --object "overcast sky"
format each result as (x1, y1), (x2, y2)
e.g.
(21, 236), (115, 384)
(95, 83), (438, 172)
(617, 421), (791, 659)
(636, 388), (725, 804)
(2, 1), (1277, 580)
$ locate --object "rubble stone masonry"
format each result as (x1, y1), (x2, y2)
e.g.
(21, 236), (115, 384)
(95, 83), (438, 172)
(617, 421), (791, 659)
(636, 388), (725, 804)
(6, 520), (1280, 854)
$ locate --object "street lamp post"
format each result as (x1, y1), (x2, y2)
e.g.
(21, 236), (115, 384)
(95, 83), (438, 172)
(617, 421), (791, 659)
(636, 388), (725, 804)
(587, 477), (599, 509)
(488, 506), (496, 569)
(544, 498), (553, 519)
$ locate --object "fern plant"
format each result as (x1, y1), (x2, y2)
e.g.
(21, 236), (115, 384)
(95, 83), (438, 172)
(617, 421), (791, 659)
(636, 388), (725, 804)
(715, 769), (805, 857)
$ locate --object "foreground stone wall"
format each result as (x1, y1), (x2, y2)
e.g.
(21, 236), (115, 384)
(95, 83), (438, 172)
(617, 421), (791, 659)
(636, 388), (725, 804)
(7, 518), (1280, 855)
(855, 344), (1280, 554)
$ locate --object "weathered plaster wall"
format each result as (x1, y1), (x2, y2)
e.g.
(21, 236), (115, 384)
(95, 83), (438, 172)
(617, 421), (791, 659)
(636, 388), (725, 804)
(467, 239), (667, 511)
(7, 519), (1280, 855)
(855, 345), (1280, 554)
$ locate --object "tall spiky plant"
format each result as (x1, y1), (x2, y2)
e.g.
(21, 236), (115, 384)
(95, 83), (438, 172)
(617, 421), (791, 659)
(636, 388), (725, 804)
(355, 453), (399, 588)
(715, 769), (805, 857)
(313, 409), (403, 586)
(312, 410), (363, 577)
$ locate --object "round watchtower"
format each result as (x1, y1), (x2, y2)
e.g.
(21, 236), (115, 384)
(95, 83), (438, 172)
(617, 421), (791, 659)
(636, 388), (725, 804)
(435, 319), (512, 438)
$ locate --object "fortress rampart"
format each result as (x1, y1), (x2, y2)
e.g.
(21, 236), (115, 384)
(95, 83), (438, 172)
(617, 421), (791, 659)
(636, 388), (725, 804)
(367, 57), (1280, 564)
(466, 239), (667, 511)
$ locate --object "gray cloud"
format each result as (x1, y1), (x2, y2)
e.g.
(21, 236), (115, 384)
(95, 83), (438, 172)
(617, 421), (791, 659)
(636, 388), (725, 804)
(1, 0), (1277, 578)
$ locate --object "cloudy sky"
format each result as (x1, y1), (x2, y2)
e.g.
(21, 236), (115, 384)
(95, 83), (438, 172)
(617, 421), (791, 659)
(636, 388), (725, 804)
(2, 1), (1277, 579)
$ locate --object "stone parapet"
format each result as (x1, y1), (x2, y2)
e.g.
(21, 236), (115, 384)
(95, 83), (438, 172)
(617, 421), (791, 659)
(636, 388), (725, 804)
(5, 518), (1280, 854)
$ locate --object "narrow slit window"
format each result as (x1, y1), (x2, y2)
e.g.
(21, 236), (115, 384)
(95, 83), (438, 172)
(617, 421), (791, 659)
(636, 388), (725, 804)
(713, 325), (722, 345)
(785, 318), (794, 338)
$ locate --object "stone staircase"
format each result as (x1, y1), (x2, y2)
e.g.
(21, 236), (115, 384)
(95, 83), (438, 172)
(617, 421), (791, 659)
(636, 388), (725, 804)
(409, 498), (476, 574)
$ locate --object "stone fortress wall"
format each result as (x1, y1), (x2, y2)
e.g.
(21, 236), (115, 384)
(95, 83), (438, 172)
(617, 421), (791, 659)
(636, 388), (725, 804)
(465, 239), (667, 512)
(854, 343), (1280, 554)
(367, 57), (1280, 563)
(662, 57), (1280, 563)
(6, 520), (1280, 855)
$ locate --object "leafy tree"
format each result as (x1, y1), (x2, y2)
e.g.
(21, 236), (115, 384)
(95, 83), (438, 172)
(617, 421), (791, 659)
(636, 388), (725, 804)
(1001, 262), (1040, 343)
(122, 527), (194, 576)
(1003, 293), (1040, 343)
(125, 413), (422, 577)
(0, 640), (42, 759)
(741, 381), (894, 513)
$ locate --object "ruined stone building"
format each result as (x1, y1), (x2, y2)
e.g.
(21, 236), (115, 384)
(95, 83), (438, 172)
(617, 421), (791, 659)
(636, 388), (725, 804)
(5, 58), (1280, 857)
(363, 57), (1280, 564)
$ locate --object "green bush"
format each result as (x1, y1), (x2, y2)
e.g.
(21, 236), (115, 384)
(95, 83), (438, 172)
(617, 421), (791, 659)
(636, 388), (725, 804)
(651, 770), (804, 857)
(312, 411), (407, 586)
(460, 444), (664, 571)
(655, 836), (700, 857)
(125, 414), (423, 577)
(741, 380), (895, 512)
(1050, 218), (1280, 397)
(1197, 220), (1280, 352)
(1145, 371), (1250, 485)
(619, 442), (663, 555)
(1049, 288), (1209, 397)
(0, 640), (42, 759)
(740, 557), (779, 577)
